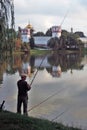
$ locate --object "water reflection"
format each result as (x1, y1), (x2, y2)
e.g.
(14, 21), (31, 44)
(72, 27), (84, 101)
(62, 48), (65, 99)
(0, 52), (87, 129)
(47, 52), (84, 73)
(0, 52), (84, 83)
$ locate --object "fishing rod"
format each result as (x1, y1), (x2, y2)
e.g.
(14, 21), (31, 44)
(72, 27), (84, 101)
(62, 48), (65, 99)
(29, 56), (46, 86)
(60, 9), (69, 26)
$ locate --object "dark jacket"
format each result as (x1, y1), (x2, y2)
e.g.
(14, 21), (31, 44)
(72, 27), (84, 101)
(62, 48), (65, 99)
(17, 80), (31, 97)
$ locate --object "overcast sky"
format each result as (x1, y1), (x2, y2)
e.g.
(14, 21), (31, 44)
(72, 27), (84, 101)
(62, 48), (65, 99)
(14, 0), (87, 36)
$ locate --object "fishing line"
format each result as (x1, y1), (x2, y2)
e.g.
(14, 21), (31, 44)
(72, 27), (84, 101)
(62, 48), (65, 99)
(28, 86), (67, 112)
(51, 108), (68, 122)
(51, 102), (74, 122)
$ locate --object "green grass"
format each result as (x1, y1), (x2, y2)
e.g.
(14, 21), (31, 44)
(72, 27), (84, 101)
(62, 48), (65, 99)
(30, 49), (52, 56)
(0, 111), (82, 130)
(13, 48), (52, 56)
(82, 48), (87, 54)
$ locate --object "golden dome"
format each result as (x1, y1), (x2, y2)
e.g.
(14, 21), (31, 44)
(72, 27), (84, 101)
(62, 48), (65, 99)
(25, 24), (32, 29)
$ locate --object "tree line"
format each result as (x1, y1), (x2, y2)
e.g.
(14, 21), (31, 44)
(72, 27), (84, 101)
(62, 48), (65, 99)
(33, 28), (86, 38)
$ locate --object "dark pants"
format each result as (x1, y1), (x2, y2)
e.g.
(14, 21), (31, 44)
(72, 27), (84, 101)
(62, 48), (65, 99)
(17, 96), (28, 115)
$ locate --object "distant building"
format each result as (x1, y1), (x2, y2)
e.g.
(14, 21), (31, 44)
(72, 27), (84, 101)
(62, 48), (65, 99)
(21, 28), (31, 43)
(79, 37), (87, 48)
(18, 23), (34, 43)
(51, 26), (62, 38)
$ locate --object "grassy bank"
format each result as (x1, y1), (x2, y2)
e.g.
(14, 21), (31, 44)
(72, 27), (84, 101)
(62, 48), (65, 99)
(12, 49), (52, 56)
(0, 111), (82, 130)
(30, 48), (52, 55)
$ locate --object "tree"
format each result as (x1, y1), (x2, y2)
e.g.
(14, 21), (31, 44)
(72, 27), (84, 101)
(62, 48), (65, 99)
(74, 31), (85, 37)
(33, 32), (45, 36)
(0, 0), (15, 51)
(45, 28), (52, 36)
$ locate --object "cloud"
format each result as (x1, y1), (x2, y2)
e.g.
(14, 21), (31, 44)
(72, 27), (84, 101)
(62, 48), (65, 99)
(14, 0), (70, 15)
(14, 0), (87, 35)
(79, 0), (87, 9)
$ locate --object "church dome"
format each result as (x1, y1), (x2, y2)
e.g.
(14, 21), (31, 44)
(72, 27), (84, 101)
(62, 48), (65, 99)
(25, 24), (32, 29)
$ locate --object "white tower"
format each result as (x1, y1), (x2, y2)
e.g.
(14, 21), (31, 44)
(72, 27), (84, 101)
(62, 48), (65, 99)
(21, 28), (31, 43)
(52, 26), (61, 38)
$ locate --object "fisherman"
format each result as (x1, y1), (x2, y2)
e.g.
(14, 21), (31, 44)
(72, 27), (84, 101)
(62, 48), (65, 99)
(17, 73), (31, 115)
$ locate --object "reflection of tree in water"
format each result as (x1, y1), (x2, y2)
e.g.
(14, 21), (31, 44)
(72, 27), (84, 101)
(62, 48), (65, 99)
(0, 52), (85, 83)
(21, 54), (30, 63)
(30, 55), (35, 73)
(47, 53), (67, 71)
(47, 54), (60, 66)
(6, 54), (25, 75)
(0, 55), (6, 84)
(47, 52), (84, 73)
(6, 54), (21, 74)
(18, 54), (36, 77)
(66, 53), (84, 70)
(18, 54), (30, 76)
(30, 56), (35, 67)
(0, 54), (18, 84)
(47, 53), (62, 77)
(0, 73), (3, 85)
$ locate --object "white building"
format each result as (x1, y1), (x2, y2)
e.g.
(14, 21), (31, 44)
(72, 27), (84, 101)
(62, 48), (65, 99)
(21, 28), (30, 43)
(20, 23), (34, 43)
(79, 37), (87, 48)
(52, 26), (62, 38)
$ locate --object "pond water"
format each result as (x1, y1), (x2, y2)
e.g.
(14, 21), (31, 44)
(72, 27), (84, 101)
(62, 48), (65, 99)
(0, 52), (87, 129)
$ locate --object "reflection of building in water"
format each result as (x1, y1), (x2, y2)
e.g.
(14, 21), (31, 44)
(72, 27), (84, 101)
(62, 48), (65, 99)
(18, 53), (83, 78)
(33, 55), (62, 77)
(21, 63), (35, 77)
(21, 63), (31, 77)
(52, 65), (62, 77)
